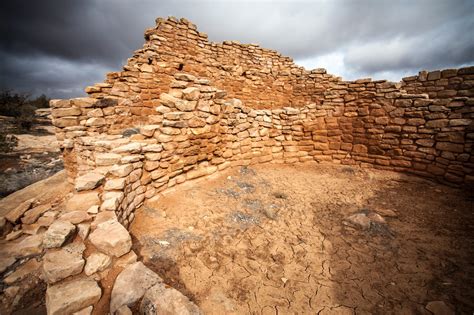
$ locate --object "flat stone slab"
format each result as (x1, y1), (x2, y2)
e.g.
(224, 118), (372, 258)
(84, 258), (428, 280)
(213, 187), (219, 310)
(89, 220), (131, 257)
(75, 173), (105, 192)
(66, 192), (100, 212)
(110, 262), (161, 313)
(46, 278), (101, 315)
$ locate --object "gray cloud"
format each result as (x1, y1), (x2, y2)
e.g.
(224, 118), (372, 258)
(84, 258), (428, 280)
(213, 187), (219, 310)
(1, 0), (473, 98)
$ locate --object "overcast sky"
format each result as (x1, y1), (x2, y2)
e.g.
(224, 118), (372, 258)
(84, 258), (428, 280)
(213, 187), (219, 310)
(1, 0), (473, 99)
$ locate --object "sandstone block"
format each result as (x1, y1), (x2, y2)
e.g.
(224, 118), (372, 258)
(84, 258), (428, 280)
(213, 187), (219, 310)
(436, 142), (464, 153)
(43, 245), (85, 283)
(85, 252), (111, 276)
(160, 93), (179, 107)
(53, 117), (79, 128)
(95, 153), (122, 166)
(85, 117), (106, 127)
(75, 173), (105, 192)
(66, 192), (100, 212)
(89, 220), (131, 257)
(43, 220), (76, 248)
(16, 234), (44, 257)
(52, 107), (82, 118)
(174, 72), (196, 82)
(59, 211), (91, 224)
(46, 278), (101, 315)
(182, 87), (200, 100)
(108, 164), (134, 177)
(140, 125), (160, 137)
(176, 99), (197, 111)
(113, 143), (142, 154)
(6, 198), (35, 223)
(104, 178), (126, 191)
(110, 262), (162, 313)
(141, 283), (202, 315)
(21, 204), (51, 224)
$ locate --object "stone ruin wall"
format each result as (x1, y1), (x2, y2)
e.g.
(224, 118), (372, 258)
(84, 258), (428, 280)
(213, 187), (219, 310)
(50, 17), (474, 229)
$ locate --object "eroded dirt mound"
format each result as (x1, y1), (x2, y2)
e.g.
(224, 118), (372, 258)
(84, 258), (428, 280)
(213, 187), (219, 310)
(131, 163), (474, 314)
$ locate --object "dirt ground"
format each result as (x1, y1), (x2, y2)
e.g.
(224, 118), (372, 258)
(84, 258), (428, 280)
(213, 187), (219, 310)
(131, 163), (474, 314)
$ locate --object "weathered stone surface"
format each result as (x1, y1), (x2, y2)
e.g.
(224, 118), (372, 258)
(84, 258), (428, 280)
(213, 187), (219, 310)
(182, 87), (200, 100)
(5, 198), (34, 223)
(95, 153), (122, 166)
(104, 178), (126, 191)
(46, 278), (101, 315)
(43, 245), (85, 283)
(425, 301), (454, 315)
(115, 305), (132, 315)
(59, 211), (91, 224)
(109, 164), (134, 177)
(43, 220), (76, 249)
(72, 306), (93, 315)
(84, 252), (111, 276)
(89, 220), (131, 257)
(113, 143), (142, 154)
(91, 211), (117, 229)
(21, 204), (51, 225)
(110, 262), (161, 312)
(141, 283), (202, 315)
(4, 258), (41, 284)
(78, 223), (90, 240)
(75, 173), (105, 192)
(343, 213), (371, 230)
(66, 192), (100, 212)
(176, 99), (197, 111)
(16, 234), (44, 257)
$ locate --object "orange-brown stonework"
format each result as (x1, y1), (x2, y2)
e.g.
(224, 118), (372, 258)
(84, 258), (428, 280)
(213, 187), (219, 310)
(50, 17), (473, 228)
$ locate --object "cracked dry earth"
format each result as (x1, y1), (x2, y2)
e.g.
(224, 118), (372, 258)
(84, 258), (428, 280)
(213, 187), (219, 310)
(130, 163), (474, 314)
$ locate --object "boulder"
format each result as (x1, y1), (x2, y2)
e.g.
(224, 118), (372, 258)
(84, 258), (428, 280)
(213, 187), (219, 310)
(66, 192), (100, 212)
(42, 244), (85, 283)
(46, 278), (101, 315)
(141, 283), (202, 315)
(84, 252), (111, 276)
(43, 220), (76, 249)
(89, 220), (131, 257)
(75, 173), (105, 192)
(110, 262), (161, 313)
(90, 211), (117, 229)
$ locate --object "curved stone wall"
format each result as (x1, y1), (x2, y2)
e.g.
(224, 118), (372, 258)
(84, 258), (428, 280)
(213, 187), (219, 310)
(50, 16), (473, 228)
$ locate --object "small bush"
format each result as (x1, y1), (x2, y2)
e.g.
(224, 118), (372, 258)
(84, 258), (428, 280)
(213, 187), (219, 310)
(0, 90), (50, 131)
(0, 134), (18, 153)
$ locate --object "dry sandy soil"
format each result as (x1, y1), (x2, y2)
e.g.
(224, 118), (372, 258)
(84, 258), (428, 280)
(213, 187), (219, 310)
(131, 163), (474, 314)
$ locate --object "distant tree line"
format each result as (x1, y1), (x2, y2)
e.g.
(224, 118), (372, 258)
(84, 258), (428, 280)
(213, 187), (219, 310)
(0, 90), (50, 130)
(0, 90), (50, 153)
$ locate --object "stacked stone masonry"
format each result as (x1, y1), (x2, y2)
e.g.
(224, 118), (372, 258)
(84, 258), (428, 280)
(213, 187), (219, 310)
(50, 17), (473, 230)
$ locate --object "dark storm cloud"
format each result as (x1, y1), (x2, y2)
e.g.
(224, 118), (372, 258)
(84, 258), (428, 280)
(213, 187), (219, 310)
(1, 0), (473, 98)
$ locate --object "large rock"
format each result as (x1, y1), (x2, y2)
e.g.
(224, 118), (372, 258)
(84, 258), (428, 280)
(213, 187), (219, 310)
(141, 283), (202, 315)
(110, 262), (161, 313)
(43, 244), (85, 283)
(89, 220), (131, 257)
(43, 220), (76, 248)
(84, 252), (111, 276)
(46, 278), (101, 315)
(4, 258), (41, 284)
(75, 173), (105, 192)
(5, 198), (34, 223)
(66, 192), (100, 212)
(59, 211), (91, 224)
(15, 234), (44, 257)
(21, 204), (51, 225)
